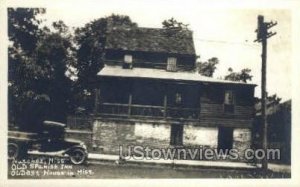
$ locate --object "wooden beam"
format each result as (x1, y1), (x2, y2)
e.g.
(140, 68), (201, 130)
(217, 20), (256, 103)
(199, 100), (201, 120)
(164, 95), (168, 119)
(93, 89), (100, 114)
(128, 94), (132, 116)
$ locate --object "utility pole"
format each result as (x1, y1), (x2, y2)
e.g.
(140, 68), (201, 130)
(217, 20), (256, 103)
(254, 15), (277, 171)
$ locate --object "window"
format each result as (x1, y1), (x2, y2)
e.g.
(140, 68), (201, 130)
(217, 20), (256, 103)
(124, 54), (132, 63)
(175, 93), (182, 105)
(167, 57), (177, 71)
(224, 90), (234, 104)
(170, 124), (183, 146)
(224, 90), (235, 113)
(123, 54), (133, 69)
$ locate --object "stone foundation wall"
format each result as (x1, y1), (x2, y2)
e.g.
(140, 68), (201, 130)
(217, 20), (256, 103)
(66, 117), (252, 161)
(92, 119), (252, 161)
(232, 128), (252, 160)
(93, 120), (171, 155)
(183, 126), (218, 148)
(134, 122), (171, 148)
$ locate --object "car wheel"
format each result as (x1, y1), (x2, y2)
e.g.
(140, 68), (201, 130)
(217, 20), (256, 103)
(69, 148), (87, 165)
(8, 143), (19, 160)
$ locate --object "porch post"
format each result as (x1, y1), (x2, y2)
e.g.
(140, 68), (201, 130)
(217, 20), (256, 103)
(199, 87), (201, 119)
(164, 95), (168, 119)
(93, 88), (100, 114)
(128, 94), (132, 116)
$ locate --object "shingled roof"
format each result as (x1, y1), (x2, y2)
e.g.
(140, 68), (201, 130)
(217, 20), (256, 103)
(105, 27), (196, 55)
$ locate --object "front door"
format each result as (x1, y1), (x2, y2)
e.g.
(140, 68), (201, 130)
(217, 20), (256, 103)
(217, 126), (233, 151)
(170, 124), (183, 146)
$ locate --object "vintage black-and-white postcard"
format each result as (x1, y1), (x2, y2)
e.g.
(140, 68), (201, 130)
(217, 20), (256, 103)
(1, 0), (299, 186)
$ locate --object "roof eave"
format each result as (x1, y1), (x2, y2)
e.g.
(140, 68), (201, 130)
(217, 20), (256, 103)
(98, 74), (257, 86)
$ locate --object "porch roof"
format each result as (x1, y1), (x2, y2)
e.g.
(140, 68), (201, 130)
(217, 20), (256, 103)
(97, 66), (256, 86)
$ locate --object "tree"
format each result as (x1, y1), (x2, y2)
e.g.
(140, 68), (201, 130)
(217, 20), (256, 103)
(8, 8), (74, 131)
(239, 68), (253, 83)
(73, 14), (137, 111)
(197, 57), (219, 77)
(162, 18), (190, 38)
(267, 94), (282, 105)
(8, 8), (46, 130)
(224, 68), (239, 82)
(8, 8), (45, 55)
(32, 21), (75, 122)
(224, 68), (253, 83)
(162, 17), (189, 30)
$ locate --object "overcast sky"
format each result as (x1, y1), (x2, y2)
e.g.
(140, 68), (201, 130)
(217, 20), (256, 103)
(40, 1), (291, 101)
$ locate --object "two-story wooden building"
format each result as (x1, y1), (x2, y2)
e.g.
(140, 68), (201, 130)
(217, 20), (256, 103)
(91, 26), (256, 160)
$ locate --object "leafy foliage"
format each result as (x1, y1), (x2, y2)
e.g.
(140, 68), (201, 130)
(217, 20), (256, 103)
(73, 14), (137, 111)
(197, 57), (219, 77)
(162, 17), (189, 30)
(224, 68), (253, 83)
(267, 94), (282, 105)
(8, 8), (74, 131)
(8, 8), (45, 54)
(162, 18), (190, 38)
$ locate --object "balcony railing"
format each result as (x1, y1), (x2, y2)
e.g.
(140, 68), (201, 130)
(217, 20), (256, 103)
(98, 103), (199, 120)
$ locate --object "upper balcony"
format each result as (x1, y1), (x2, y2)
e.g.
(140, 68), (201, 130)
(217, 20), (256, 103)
(98, 102), (200, 121)
(94, 66), (256, 122)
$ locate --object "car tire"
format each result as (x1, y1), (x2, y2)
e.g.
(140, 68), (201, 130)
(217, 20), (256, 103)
(69, 148), (87, 165)
(8, 143), (19, 160)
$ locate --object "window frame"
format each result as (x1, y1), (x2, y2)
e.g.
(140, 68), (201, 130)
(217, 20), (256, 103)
(224, 90), (235, 114)
(124, 54), (133, 64)
(167, 57), (177, 72)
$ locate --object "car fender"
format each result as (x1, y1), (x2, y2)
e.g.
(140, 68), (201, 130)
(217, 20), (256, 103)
(64, 145), (88, 156)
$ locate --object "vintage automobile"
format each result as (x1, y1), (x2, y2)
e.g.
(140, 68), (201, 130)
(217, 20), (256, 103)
(8, 121), (88, 165)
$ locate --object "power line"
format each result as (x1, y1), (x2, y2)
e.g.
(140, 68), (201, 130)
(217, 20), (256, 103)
(194, 38), (260, 47)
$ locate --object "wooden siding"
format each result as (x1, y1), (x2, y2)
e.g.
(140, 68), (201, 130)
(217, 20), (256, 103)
(200, 103), (254, 119)
(197, 118), (253, 128)
(104, 49), (195, 71)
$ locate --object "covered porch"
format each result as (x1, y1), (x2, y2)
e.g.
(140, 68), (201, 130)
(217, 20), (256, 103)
(95, 77), (201, 121)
